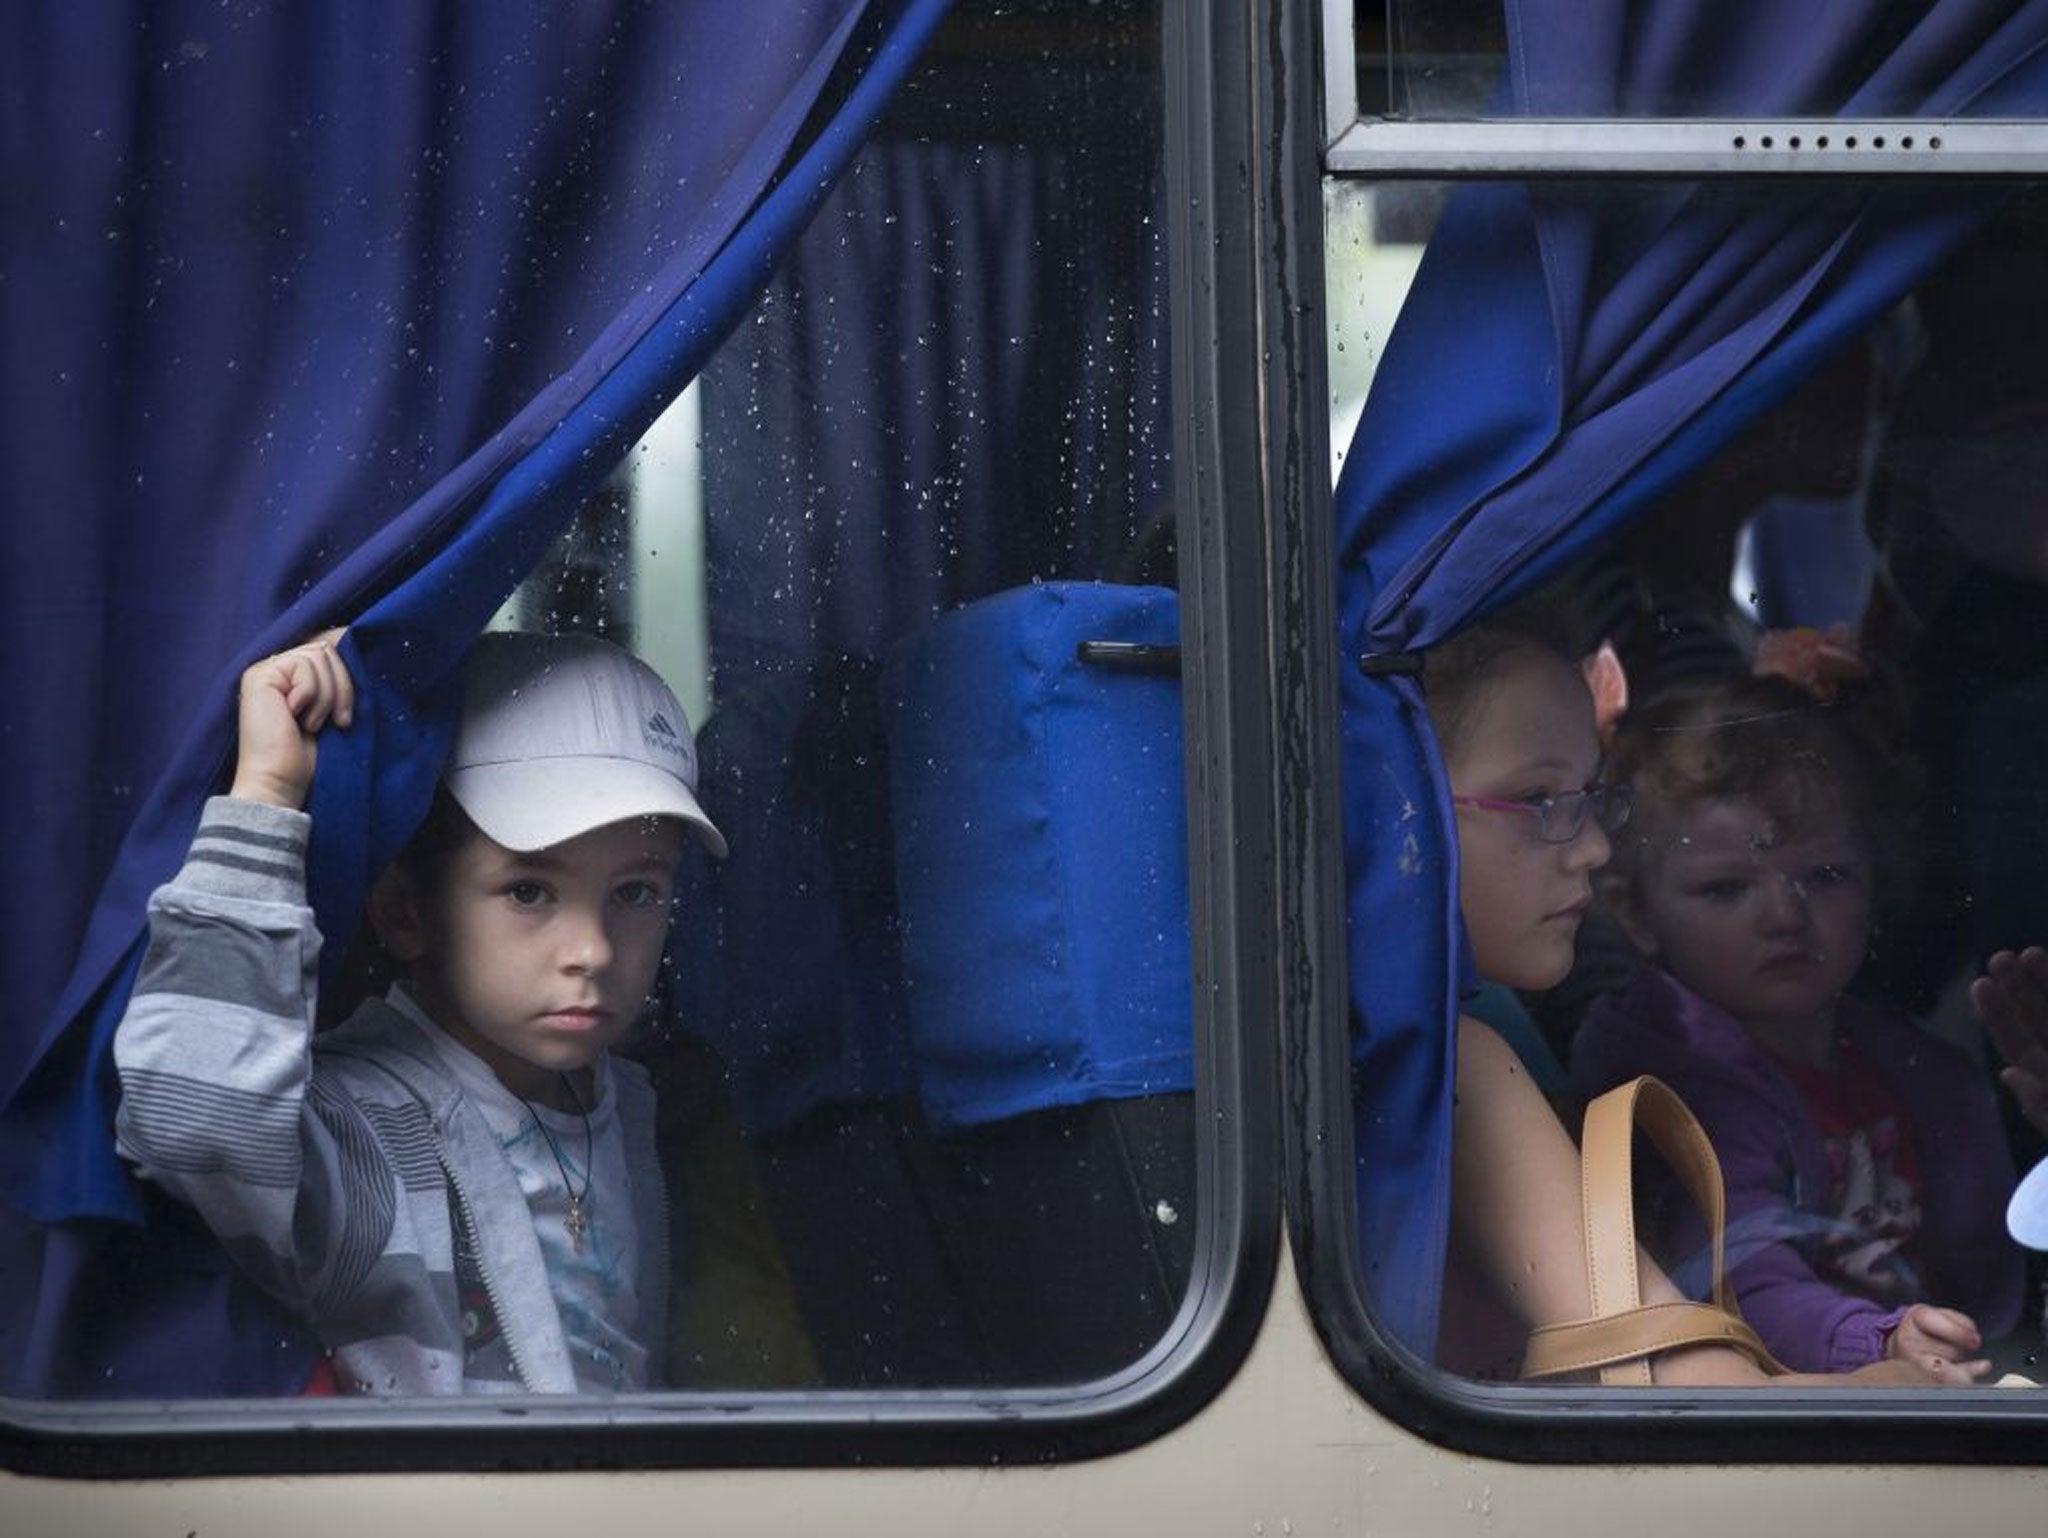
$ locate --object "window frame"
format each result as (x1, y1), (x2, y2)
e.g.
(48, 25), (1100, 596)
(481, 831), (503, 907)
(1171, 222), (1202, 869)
(0, 0), (1290, 1480)
(1324, 0), (2048, 171)
(1330, 118), (2048, 177)
(1294, 0), (2048, 1464)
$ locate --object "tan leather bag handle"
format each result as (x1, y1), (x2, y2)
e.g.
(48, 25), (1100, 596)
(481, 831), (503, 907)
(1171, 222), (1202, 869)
(1521, 1076), (1786, 1383)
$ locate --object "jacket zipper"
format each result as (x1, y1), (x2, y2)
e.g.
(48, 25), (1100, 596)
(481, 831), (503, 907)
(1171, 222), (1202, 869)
(441, 1142), (537, 1391)
(653, 1136), (672, 1380)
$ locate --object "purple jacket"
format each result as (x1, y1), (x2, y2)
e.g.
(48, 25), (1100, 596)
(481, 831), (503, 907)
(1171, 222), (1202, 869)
(1571, 967), (2024, 1373)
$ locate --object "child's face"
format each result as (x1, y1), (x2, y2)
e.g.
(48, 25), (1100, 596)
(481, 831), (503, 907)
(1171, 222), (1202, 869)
(403, 817), (686, 1105)
(1446, 651), (1611, 991)
(1615, 791), (1872, 1046)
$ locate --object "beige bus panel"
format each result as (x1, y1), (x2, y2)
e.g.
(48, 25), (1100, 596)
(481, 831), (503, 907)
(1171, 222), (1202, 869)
(8, 1239), (2046, 1537)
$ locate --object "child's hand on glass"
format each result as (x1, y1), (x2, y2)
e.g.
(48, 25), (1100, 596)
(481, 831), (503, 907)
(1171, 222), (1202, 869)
(1884, 1303), (1989, 1381)
(229, 628), (354, 811)
(1970, 947), (2048, 1136)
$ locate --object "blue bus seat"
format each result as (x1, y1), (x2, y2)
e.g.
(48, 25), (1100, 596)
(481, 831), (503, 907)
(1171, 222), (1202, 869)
(883, 581), (1194, 1128)
(880, 581), (1195, 1381)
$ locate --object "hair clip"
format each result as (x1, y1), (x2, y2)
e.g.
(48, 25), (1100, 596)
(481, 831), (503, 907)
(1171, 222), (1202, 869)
(1753, 624), (1868, 703)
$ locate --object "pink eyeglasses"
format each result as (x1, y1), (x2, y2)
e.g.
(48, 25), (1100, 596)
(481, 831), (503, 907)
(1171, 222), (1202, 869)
(1450, 783), (1634, 844)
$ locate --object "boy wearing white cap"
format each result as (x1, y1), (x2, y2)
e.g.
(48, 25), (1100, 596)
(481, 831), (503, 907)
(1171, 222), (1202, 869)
(114, 628), (724, 1394)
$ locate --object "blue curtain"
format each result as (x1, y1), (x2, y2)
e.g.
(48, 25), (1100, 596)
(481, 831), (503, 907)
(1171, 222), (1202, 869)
(1335, 0), (2048, 1353)
(0, 0), (951, 1394)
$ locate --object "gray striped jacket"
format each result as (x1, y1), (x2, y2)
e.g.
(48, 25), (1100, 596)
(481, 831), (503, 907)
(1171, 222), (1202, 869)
(113, 797), (669, 1394)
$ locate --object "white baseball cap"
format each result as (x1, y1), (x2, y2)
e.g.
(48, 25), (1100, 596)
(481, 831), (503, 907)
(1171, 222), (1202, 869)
(444, 631), (727, 858)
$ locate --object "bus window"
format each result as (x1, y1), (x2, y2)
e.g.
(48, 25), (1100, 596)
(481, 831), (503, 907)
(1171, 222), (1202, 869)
(1310, 0), (2048, 1459)
(5, 0), (1259, 1463)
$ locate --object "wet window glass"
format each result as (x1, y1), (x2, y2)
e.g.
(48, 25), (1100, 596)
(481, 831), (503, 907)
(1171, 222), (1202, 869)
(11, 0), (1197, 1414)
(501, 0), (1193, 1392)
(1329, 173), (2048, 1391)
(1350, 0), (1504, 119)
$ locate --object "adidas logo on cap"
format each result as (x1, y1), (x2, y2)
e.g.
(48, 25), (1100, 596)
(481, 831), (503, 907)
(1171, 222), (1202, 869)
(645, 711), (685, 755)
